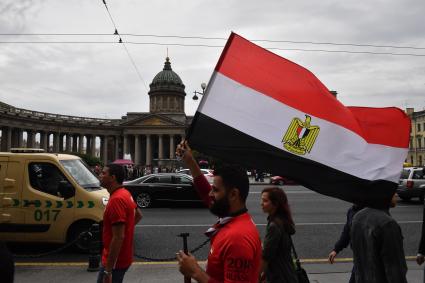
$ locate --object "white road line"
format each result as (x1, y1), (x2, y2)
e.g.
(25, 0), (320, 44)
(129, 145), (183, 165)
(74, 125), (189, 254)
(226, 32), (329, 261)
(136, 220), (421, 228)
(250, 191), (314, 194)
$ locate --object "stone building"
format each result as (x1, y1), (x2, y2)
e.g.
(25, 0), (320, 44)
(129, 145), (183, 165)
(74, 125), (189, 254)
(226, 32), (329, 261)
(0, 57), (192, 167)
(406, 108), (425, 166)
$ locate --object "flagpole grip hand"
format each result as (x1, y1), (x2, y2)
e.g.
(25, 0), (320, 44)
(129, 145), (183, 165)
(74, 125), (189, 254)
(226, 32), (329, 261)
(176, 140), (203, 178)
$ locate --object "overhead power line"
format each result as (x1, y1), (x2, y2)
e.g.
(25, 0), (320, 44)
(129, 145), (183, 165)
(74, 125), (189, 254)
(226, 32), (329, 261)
(0, 32), (424, 50)
(0, 40), (424, 57)
(100, 0), (148, 90)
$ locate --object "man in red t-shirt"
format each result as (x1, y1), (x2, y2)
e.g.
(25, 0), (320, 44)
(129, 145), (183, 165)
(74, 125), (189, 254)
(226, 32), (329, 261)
(98, 164), (143, 283)
(176, 141), (261, 283)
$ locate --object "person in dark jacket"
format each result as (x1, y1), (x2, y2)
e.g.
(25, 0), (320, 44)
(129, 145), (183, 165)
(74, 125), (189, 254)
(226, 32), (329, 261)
(416, 199), (425, 282)
(328, 204), (363, 283)
(260, 187), (298, 283)
(0, 241), (14, 283)
(351, 193), (407, 283)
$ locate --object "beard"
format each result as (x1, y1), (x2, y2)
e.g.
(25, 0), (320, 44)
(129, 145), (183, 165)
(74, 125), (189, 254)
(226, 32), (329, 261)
(209, 196), (231, 218)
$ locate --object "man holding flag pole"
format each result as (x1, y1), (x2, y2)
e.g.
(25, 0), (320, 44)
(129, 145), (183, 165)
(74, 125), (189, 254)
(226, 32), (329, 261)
(176, 141), (262, 283)
(180, 32), (411, 282)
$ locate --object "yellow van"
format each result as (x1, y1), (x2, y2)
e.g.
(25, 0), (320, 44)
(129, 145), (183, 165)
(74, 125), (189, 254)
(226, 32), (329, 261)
(0, 149), (109, 251)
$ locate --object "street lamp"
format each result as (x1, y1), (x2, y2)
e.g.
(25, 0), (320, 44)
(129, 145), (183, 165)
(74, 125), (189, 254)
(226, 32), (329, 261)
(192, 83), (207, 100)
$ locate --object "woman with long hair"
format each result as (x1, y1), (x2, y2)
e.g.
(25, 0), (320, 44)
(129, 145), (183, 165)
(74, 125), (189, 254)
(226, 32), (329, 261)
(260, 187), (298, 283)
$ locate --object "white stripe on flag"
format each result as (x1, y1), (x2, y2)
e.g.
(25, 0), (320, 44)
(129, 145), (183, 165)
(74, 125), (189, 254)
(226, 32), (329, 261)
(199, 72), (406, 183)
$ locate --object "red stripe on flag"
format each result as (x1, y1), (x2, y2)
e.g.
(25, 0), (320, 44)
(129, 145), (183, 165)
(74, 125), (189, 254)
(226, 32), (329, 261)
(348, 106), (410, 148)
(214, 33), (409, 148)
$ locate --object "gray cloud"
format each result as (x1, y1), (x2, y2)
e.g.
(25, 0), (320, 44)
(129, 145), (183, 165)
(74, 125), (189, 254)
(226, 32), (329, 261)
(0, 0), (424, 119)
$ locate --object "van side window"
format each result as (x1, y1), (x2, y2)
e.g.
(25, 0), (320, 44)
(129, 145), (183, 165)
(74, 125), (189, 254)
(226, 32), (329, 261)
(29, 162), (69, 197)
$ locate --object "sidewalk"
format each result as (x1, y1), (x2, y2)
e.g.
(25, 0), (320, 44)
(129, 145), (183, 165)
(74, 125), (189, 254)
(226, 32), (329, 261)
(15, 260), (424, 282)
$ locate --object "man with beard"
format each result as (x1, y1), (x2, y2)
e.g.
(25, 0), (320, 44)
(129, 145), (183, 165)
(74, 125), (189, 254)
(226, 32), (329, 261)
(176, 141), (261, 283)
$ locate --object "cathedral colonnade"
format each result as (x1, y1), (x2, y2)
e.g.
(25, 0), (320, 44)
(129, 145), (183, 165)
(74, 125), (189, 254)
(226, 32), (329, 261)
(1, 57), (192, 167)
(0, 126), (185, 166)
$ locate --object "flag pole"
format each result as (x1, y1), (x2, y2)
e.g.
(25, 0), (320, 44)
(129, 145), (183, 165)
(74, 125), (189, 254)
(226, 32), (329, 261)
(178, 233), (191, 283)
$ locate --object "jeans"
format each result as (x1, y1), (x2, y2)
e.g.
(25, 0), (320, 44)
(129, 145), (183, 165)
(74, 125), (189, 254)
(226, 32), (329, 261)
(97, 266), (129, 283)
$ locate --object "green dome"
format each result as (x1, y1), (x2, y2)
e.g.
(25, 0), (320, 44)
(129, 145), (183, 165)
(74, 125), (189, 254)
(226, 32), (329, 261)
(150, 57), (184, 87)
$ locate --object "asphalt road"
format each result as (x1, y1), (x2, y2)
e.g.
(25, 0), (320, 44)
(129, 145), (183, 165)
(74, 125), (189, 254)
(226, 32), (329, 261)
(12, 184), (423, 262)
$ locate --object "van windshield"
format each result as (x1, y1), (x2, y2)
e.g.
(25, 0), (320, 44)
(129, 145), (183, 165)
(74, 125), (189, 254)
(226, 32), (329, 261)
(60, 159), (100, 189)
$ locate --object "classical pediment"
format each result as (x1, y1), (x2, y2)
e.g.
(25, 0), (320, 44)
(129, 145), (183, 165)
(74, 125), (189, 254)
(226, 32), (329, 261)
(121, 114), (185, 127)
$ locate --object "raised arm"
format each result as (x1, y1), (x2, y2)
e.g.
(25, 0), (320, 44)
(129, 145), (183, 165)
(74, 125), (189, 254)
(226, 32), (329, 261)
(176, 140), (212, 206)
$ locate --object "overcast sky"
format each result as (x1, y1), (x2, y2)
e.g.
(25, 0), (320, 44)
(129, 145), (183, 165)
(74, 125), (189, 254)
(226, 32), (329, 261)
(0, 0), (424, 119)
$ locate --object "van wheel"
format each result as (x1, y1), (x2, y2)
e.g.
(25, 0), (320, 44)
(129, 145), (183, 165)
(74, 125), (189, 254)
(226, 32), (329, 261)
(68, 221), (95, 253)
(136, 193), (153, 208)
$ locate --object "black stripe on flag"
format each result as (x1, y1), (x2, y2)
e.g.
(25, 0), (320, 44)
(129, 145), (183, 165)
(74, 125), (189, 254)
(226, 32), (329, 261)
(188, 113), (396, 207)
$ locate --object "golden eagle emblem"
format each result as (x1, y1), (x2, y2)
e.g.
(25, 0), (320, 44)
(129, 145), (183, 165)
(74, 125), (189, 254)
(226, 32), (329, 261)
(282, 115), (320, 155)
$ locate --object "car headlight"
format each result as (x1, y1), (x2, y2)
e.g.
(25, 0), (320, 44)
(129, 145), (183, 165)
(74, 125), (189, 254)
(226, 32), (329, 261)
(102, 197), (109, 207)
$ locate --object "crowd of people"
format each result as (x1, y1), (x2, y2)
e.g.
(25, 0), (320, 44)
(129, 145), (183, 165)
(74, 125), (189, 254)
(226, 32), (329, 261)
(2, 140), (425, 283)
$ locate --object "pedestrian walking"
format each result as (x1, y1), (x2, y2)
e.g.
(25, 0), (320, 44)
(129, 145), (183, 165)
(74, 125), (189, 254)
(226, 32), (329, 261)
(98, 164), (143, 283)
(351, 193), (407, 283)
(176, 141), (261, 283)
(416, 198), (425, 283)
(260, 187), (298, 283)
(0, 241), (14, 283)
(328, 204), (363, 283)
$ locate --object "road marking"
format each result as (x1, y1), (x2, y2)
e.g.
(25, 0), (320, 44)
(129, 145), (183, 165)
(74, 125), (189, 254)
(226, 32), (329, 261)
(136, 220), (421, 228)
(250, 191), (314, 194)
(15, 256), (417, 267)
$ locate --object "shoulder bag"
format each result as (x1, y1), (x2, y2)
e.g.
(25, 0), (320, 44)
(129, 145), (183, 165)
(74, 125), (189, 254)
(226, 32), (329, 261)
(290, 236), (310, 283)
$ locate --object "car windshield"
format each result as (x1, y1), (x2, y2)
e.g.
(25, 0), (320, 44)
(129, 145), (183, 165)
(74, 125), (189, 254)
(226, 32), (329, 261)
(400, 169), (411, 179)
(60, 159), (100, 189)
(125, 175), (150, 185)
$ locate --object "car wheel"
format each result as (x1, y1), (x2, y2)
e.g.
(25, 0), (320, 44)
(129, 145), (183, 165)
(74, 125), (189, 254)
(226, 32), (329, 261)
(136, 193), (153, 208)
(278, 180), (285, 186)
(68, 221), (95, 253)
(419, 194), (424, 203)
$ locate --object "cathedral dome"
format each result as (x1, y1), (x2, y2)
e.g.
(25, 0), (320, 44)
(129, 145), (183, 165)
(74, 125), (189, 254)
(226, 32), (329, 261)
(150, 57), (185, 90)
(148, 57), (186, 113)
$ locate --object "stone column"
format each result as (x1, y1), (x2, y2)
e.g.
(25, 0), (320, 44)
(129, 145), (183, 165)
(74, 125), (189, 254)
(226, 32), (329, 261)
(17, 129), (24, 148)
(53, 132), (60, 152)
(72, 135), (78, 152)
(79, 135), (84, 154)
(90, 135), (96, 157)
(146, 134), (152, 166)
(86, 136), (91, 155)
(26, 130), (35, 148)
(65, 134), (72, 152)
(158, 134), (164, 160)
(6, 127), (12, 151)
(0, 127), (5, 151)
(169, 135), (175, 159)
(40, 132), (48, 151)
(114, 136), (120, 160)
(102, 136), (108, 165)
(134, 135), (140, 165)
(123, 135), (128, 156)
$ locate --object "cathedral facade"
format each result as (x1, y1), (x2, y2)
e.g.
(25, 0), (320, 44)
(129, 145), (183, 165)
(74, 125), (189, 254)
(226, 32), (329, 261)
(0, 57), (192, 166)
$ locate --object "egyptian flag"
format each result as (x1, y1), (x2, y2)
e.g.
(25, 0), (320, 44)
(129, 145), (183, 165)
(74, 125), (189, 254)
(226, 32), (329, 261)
(187, 33), (410, 207)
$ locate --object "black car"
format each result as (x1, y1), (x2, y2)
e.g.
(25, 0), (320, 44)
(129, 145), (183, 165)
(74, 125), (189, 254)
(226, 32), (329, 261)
(124, 173), (203, 208)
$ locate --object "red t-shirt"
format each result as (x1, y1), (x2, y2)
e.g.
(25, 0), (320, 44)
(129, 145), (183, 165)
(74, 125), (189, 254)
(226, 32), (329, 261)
(194, 175), (262, 283)
(102, 187), (137, 269)
(207, 213), (262, 283)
